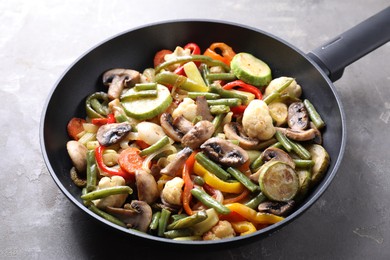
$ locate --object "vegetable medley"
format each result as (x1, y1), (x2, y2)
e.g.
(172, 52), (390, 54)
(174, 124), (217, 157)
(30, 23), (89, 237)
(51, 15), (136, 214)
(66, 42), (330, 241)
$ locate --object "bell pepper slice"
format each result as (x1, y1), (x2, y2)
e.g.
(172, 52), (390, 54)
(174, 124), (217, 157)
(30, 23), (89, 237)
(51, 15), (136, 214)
(225, 203), (284, 224)
(182, 152), (197, 215)
(95, 146), (132, 182)
(193, 161), (245, 194)
(231, 221), (257, 236)
(203, 42), (236, 66)
(91, 113), (116, 125)
(174, 43), (202, 75)
(230, 105), (248, 116)
(67, 117), (86, 140)
(222, 80), (263, 100)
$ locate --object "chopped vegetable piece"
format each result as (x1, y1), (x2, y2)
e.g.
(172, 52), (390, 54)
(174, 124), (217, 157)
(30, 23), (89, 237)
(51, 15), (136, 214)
(231, 53), (272, 87)
(67, 117), (86, 140)
(118, 147), (144, 176)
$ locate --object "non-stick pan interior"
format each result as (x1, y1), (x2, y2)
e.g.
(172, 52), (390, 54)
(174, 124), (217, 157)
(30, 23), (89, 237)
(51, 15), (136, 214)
(41, 20), (345, 246)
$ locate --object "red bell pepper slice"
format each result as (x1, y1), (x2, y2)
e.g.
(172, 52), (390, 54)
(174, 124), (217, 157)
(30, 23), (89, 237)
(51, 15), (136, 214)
(91, 113), (116, 125)
(67, 117), (86, 140)
(222, 80), (263, 100)
(95, 146), (132, 182)
(230, 105), (248, 116)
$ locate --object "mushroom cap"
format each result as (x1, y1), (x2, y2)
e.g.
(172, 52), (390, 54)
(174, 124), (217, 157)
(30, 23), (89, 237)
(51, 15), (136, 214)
(181, 120), (215, 150)
(106, 200), (152, 232)
(96, 122), (132, 146)
(160, 113), (183, 142)
(223, 122), (260, 150)
(66, 140), (88, 174)
(262, 147), (295, 169)
(287, 102), (309, 130)
(200, 137), (249, 167)
(102, 68), (140, 87)
(258, 200), (295, 216)
(135, 170), (159, 204)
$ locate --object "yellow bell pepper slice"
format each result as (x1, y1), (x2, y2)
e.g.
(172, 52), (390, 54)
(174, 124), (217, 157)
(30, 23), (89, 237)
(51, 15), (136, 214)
(231, 221), (257, 236)
(193, 161), (245, 194)
(225, 203), (284, 224)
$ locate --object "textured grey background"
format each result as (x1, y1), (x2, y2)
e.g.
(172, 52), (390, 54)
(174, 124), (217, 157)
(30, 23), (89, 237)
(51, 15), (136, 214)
(1, 0), (389, 259)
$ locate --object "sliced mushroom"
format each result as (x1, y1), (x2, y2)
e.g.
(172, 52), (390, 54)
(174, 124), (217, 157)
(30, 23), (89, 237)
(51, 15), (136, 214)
(160, 112), (183, 142)
(135, 170), (159, 204)
(96, 122), (132, 146)
(66, 140), (88, 174)
(223, 122), (260, 150)
(288, 102), (309, 130)
(160, 147), (193, 176)
(262, 147), (295, 169)
(275, 127), (316, 141)
(258, 200), (295, 216)
(196, 96), (213, 122)
(106, 200), (152, 232)
(102, 69), (141, 100)
(200, 137), (249, 167)
(173, 115), (193, 134)
(181, 120), (215, 149)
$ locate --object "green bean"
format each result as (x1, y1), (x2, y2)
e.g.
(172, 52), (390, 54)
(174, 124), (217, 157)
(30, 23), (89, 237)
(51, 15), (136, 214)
(190, 187), (231, 215)
(199, 63), (211, 86)
(245, 192), (267, 209)
(206, 73), (236, 82)
(155, 55), (230, 73)
(293, 159), (315, 168)
(133, 82), (157, 91)
(140, 136), (170, 156)
(149, 211), (161, 230)
(86, 150), (97, 192)
(211, 113), (224, 134)
(155, 71), (207, 92)
(195, 152), (230, 181)
(288, 139), (312, 160)
(88, 204), (126, 228)
(209, 84), (248, 103)
(207, 98), (242, 107)
(82, 188), (92, 206)
(303, 99), (325, 129)
(210, 105), (230, 115)
(227, 167), (259, 193)
(250, 154), (264, 172)
(193, 176), (205, 186)
(187, 92), (220, 100)
(275, 131), (293, 152)
(167, 210), (207, 230)
(86, 92), (109, 118)
(171, 214), (188, 222)
(164, 229), (193, 239)
(270, 142), (284, 149)
(257, 138), (278, 150)
(121, 90), (158, 100)
(80, 186), (132, 201)
(158, 208), (171, 237)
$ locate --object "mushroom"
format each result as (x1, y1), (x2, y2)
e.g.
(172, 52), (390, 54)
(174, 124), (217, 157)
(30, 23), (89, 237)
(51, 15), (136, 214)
(287, 102), (309, 130)
(106, 200), (152, 232)
(103, 69), (141, 100)
(262, 147), (295, 169)
(160, 112), (183, 142)
(258, 200), (295, 216)
(96, 122), (132, 146)
(275, 127), (317, 141)
(66, 140), (88, 173)
(310, 122), (323, 144)
(181, 120), (215, 149)
(173, 115), (193, 135)
(223, 122), (260, 150)
(200, 137), (249, 167)
(160, 147), (193, 176)
(196, 96), (213, 122)
(135, 170), (159, 204)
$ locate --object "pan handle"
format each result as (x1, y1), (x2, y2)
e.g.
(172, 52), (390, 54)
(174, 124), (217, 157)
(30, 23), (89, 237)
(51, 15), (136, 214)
(307, 6), (390, 82)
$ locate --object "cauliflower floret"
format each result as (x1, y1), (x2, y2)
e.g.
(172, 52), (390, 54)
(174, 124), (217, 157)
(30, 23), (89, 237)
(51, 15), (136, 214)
(161, 177), (184, 206)
(242, 100), (275, 140)
(264, 76), (302, 98)
(136, 121), (167, 145)
(164, 46), (191, 71)
(93, 176), (128, 209)
(202, 220), (236, 240)
(172, 98), (197, 122)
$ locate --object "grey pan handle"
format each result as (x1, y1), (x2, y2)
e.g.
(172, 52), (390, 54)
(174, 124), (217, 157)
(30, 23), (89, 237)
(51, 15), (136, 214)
(307, 6), (390, 82)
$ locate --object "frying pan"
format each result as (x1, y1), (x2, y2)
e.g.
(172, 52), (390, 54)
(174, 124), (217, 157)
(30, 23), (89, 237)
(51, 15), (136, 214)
(40, 7), (390, 247)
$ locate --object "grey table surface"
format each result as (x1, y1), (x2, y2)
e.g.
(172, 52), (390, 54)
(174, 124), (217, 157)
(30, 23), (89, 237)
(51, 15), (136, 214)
(1, 0), (389, 259)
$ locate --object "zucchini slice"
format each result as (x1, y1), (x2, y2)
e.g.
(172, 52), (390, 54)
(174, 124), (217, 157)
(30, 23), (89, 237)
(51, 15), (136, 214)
(231, 52), (272, 87)
(294, 169), (311, 202)
(258, 160), (299, 202)
(306, 144), (330, 185)
(121, 84), (172, 120)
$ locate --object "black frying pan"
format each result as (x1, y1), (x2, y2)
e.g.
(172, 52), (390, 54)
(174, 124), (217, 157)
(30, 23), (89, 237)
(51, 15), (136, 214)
(40, 7), (390, 247)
